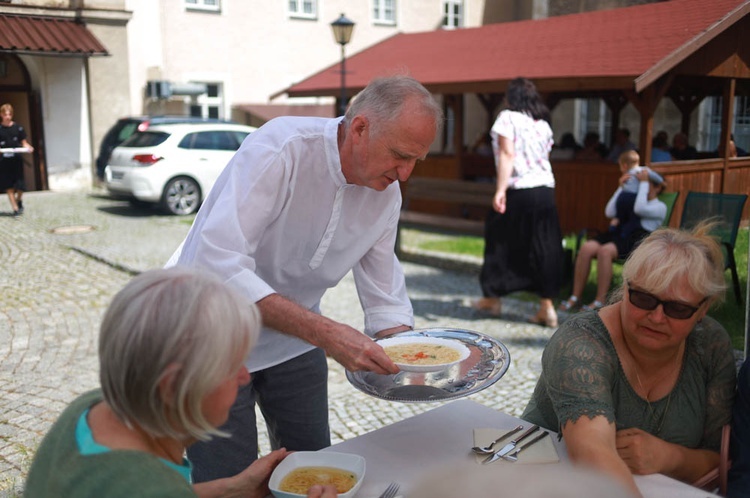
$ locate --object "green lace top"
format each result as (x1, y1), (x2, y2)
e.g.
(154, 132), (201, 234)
(522, 312), (736, 451)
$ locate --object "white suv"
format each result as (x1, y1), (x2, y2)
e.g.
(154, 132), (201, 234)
(104, 122), (256, 215)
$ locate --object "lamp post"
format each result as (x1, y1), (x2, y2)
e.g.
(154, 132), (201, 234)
(330, 13), (355, 116)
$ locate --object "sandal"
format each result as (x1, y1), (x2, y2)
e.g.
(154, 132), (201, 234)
(471, 297), (502, 316)
(528, 308), (559, 328)
(558, 296), (578, 312)
(581, 300), (604, 312)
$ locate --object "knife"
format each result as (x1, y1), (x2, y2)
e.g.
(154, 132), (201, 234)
(482, 424), (540, 464)
(502, 430), (549, 462)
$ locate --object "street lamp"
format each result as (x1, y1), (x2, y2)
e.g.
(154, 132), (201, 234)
(330, 13), (355, 116)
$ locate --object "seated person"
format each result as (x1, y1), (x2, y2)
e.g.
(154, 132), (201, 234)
(559, 161), (667, 312)
(728, 358), (750, 497)
(550, 132), (582, 160)
(650, 134), (673, 163)
(575, 131), (609, 161)
(606, 128), (637, 163)
(24, 267), (335, 498)
(670, 132), (698, 160)
(526, 224), (736, 497)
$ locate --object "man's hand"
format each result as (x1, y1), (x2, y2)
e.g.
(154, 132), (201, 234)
(320, 323), (400, 375)
(257, 294), (400, 375)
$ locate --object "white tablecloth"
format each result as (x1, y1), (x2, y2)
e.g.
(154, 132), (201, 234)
(324, 399), (718, 498)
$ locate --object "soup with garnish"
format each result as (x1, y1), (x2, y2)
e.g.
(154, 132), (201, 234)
(384, 342), (461, 365)
(279, 466), (357, 494)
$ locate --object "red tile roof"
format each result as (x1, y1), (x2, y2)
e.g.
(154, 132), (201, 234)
(284, 0), (748, 97)
(0, 14), (108, 56)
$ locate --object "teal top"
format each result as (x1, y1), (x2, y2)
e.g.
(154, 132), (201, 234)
(522, 313), (736, 451)
(76, 407), (192, 483)
(25, 389), (197, 498)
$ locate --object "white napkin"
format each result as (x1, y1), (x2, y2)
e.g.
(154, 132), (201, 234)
(473, 428), (559, 464)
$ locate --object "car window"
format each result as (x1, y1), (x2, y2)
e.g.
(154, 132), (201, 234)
(120, 131), (170, 148)
(116, 122), (140, 142)
(180, 131), (239, 151)
(231, 131), (250, 147)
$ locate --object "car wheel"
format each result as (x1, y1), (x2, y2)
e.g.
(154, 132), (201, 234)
(162, 176), (201, 215)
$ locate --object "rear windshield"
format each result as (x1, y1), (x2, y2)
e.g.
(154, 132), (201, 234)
(120, 131), (170, 148)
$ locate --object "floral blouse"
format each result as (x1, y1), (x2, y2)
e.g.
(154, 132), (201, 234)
(490, 109), (555, 190)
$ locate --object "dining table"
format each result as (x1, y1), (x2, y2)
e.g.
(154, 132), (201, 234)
(322, 398), (719, 498)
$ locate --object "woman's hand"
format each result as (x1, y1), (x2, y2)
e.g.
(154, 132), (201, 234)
(618, 173), (632, 187)
(307, 484), (339, 497)
(493, 189), (507, 213)
(634, 168), (650, 182)
(194, 448), (291, 498)
(616, 428), (667, 475)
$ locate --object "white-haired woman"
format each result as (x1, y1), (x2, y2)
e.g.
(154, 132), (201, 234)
(25, 267), (335, 498)
(522, 224), (736, 497)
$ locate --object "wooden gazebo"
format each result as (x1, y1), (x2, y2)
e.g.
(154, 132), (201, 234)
(278, 0), (750, 234)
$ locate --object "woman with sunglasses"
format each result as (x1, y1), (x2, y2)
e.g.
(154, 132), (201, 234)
(522, 223), (736, 497)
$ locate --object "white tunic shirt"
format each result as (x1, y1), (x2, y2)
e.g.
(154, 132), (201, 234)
(168, 116), (414, 372)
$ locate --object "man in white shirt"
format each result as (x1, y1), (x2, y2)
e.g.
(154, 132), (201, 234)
(168, 75), (443, 482)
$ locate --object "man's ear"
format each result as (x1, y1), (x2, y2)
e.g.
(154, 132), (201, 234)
(351, 115), (368, 139)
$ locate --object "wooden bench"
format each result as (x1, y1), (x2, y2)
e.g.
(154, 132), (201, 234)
(397, 177), (495, 255)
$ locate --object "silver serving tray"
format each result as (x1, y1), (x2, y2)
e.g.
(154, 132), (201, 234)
(346, 328), (511, 403)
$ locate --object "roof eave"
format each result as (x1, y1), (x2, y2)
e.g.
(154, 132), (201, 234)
(635, 0), (750, 93)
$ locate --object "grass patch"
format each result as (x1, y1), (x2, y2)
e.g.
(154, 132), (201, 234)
(419, 235), (484, 255)
(404, 227), (749, 350)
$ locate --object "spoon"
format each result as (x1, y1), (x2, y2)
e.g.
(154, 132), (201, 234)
(471, 424), (524, 455)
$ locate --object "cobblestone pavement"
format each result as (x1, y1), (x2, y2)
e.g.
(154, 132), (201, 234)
(0, 190), (559, 495)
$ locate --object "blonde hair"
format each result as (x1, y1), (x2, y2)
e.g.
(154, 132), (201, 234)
(616, 222), (726, 305)
(0, 103), (13, 115)
(99, 267), (261, 441)
(618, 150), (640, 171)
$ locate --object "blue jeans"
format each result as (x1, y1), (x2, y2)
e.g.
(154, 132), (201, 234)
(187, 348), (331, 482)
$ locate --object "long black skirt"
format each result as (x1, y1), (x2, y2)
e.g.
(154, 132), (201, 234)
(480, 187), (563, 299)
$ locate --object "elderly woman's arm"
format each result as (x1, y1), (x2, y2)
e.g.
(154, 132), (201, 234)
(615, 428), (718, 482)
(563, 415), (643, 497)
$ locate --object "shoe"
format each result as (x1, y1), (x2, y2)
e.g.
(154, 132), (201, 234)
(471, 297), (502, 316)
(581, 300), (604, 312)
(12, 210), (20, 217)
(558, 295), (579, 312)
(528, 308), (559, 328)
(17, 201), (23, 214)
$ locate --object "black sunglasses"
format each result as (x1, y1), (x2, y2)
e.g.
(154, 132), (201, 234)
(626, 284), (706, 320)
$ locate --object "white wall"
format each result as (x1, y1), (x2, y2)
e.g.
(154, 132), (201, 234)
(35, 57), (93, 189)
(125, 0), (489, 112)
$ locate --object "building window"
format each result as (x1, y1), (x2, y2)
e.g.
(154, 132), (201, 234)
(703, 96), (750, 153)
(443, 1), (463, 29)
(185, 0), (221, 12)
(288, 0), (317, 19)
(190, 82), (223, 119)
(373, 0), (396, 25)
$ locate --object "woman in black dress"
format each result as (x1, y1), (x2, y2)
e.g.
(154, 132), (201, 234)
(0, 103), (33, 216)
(473, 78), (563, 327)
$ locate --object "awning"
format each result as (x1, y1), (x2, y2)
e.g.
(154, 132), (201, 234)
(0, 14), (108, 57)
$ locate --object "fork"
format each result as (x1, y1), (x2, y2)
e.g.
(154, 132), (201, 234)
(378, 482), (400, 498)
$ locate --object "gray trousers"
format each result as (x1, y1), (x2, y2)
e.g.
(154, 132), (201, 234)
(187, 348), (331, 482)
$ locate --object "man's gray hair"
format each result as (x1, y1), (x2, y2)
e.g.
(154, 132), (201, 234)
(99, 266), (261, 441)
(344, 75), (444, 138)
